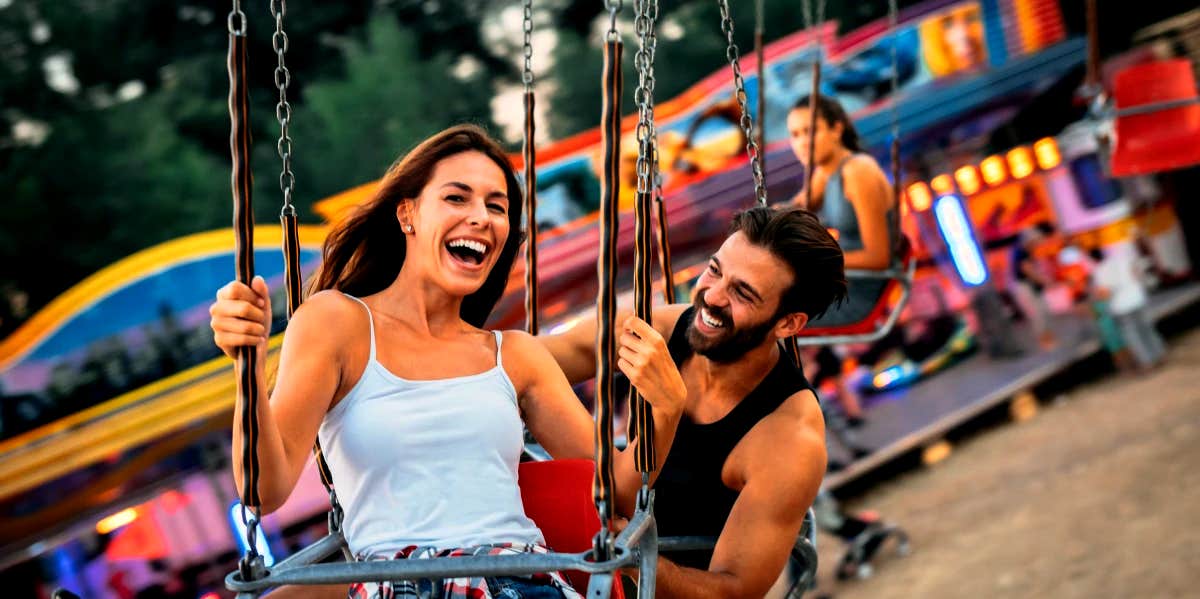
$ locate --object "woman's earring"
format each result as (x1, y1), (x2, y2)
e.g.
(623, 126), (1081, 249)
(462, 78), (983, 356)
(404, 224), (414, 233)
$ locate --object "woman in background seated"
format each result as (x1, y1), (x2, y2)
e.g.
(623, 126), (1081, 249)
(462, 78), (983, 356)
(787, 94), (901, 421)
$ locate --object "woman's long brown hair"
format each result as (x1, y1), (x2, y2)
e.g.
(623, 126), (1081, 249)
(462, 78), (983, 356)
(309, 124), (525, 328)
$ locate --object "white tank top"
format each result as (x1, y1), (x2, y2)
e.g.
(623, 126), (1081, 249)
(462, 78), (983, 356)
(317, 295), (544, 557)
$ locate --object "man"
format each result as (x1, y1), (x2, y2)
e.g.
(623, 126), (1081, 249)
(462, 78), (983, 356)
(541, 206), (841, 598)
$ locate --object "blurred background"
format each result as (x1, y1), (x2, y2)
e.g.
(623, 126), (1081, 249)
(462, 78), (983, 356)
(1, 0), (1198, 597)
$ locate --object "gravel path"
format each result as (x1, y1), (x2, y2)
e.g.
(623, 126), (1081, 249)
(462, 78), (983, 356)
(811, 327), (1200, 599)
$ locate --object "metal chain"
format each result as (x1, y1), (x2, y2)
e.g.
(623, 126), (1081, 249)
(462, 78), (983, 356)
(717, 0), (766, 206)
(522, 0), (534, 89)
(633, 0), (659, 195)
(271, 0), (296, 215)
(604, 0), (623, 41)
(227, 0), (245, 35)
(888, 0), (900, 146)
(799, 0), (827, 32)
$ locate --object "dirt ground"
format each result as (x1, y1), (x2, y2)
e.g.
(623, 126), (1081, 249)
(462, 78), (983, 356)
(808, 327), (1200, 599)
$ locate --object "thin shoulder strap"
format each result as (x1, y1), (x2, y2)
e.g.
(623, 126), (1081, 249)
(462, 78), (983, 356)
(493, 330), (504, 368)
(341, 293), (377, 362)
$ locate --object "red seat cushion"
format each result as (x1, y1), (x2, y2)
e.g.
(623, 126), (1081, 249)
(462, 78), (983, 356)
(1112, 59), (1200, 177)
(518, 459), (625, 598)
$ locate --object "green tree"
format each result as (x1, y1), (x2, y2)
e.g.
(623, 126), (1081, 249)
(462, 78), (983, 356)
(292, 15), (503, 208)
(0, 92), (229, 320)
(0, 2), (513, 331)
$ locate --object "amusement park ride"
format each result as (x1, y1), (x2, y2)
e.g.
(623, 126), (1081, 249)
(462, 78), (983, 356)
(1, 0), (1198, 596)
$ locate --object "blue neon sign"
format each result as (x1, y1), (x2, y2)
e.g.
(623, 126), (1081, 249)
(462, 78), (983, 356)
(933, 194), (989, 287)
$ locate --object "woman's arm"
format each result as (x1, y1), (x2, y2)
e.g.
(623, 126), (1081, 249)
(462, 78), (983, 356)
(211, 281), (347, 514)
(840, 156), (895, 271)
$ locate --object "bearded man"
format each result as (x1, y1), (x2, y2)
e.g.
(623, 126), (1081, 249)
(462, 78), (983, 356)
(542, 206), (843, 598)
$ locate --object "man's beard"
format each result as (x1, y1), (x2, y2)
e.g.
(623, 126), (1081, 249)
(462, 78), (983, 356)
(686, 298), (777, 363)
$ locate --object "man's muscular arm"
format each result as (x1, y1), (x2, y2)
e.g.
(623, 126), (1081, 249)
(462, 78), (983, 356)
(655, 390), (826, 599)
(538, 304), (688, 385)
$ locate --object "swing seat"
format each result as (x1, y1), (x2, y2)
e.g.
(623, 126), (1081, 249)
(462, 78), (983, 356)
(794, 236), (917, 345)
(1111, 59), (1200, 177)
(518, 459), (626, 598)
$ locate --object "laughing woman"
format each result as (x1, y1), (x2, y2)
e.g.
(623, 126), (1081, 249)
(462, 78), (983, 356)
(210, 125), (685, 599)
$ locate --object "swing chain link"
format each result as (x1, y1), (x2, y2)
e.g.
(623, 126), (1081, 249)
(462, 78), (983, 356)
(593, 500), (614, 560)
(227, 0), (245, 35)
(888, 0), (900, 147)
(799, 0), (826, 33)
(328, 489), (345, 534)
(717, 0), (767, 206)
(238, 513), (266, 581)
(271, 0), (297, 214)
(604, 0), (623, 41)
(633, 0), (659, 195)
(522, 0), (534, 89)
(239, 503), (262, 567)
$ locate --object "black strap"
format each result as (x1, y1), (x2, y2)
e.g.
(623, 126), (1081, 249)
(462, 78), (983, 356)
(523, 92), (539, 335)
(593, 33), (623, 559)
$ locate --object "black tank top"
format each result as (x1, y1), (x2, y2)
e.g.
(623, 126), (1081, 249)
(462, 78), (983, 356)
(654, 307), (813, 568)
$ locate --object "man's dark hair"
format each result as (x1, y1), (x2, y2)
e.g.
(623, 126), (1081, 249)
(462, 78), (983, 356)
(729, 206), (848, 320)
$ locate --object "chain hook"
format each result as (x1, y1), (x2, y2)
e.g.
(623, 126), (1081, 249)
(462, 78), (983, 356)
(227, 0), (246, 35)
(605, 0), (624, 42)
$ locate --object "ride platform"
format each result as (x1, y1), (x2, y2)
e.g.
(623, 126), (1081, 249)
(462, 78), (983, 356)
(823, 282), (1200, 492)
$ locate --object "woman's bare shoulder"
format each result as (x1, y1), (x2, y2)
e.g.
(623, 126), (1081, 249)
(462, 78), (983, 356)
(844, 153), (887, 179)
(294, 289), (363, 322)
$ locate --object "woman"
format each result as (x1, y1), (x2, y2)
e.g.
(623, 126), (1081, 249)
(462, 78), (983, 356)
(210, 125), (686, 599)
(786, 94), (900, 423)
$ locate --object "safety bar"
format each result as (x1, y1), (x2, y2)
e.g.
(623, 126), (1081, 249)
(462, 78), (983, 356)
(1113, 95), (1200, 118)
(227, 506), (658, 598)
(792, 253), (918, 347)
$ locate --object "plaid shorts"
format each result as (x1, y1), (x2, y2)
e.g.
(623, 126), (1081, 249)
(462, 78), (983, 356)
(349, 543), (583, 599)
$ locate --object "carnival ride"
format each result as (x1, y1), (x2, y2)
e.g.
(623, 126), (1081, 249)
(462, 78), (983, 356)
(4, 0), (1199, 595)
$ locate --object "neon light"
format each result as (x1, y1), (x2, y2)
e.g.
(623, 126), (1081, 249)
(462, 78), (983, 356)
(980, 155), (1007, 186)
(906, 182), (933, 212)
(930, 174), (955, 195)
(229, 502), (276, 567)
(934, 194), (989, 287)
(96, 508), (138, 534)
(1006, 146), (1035, 179)
(546, 316), (582, 336)
(954, 165), (982, 196)
(873, 365), (905, 389)
(1033, 137), (1061, 169)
